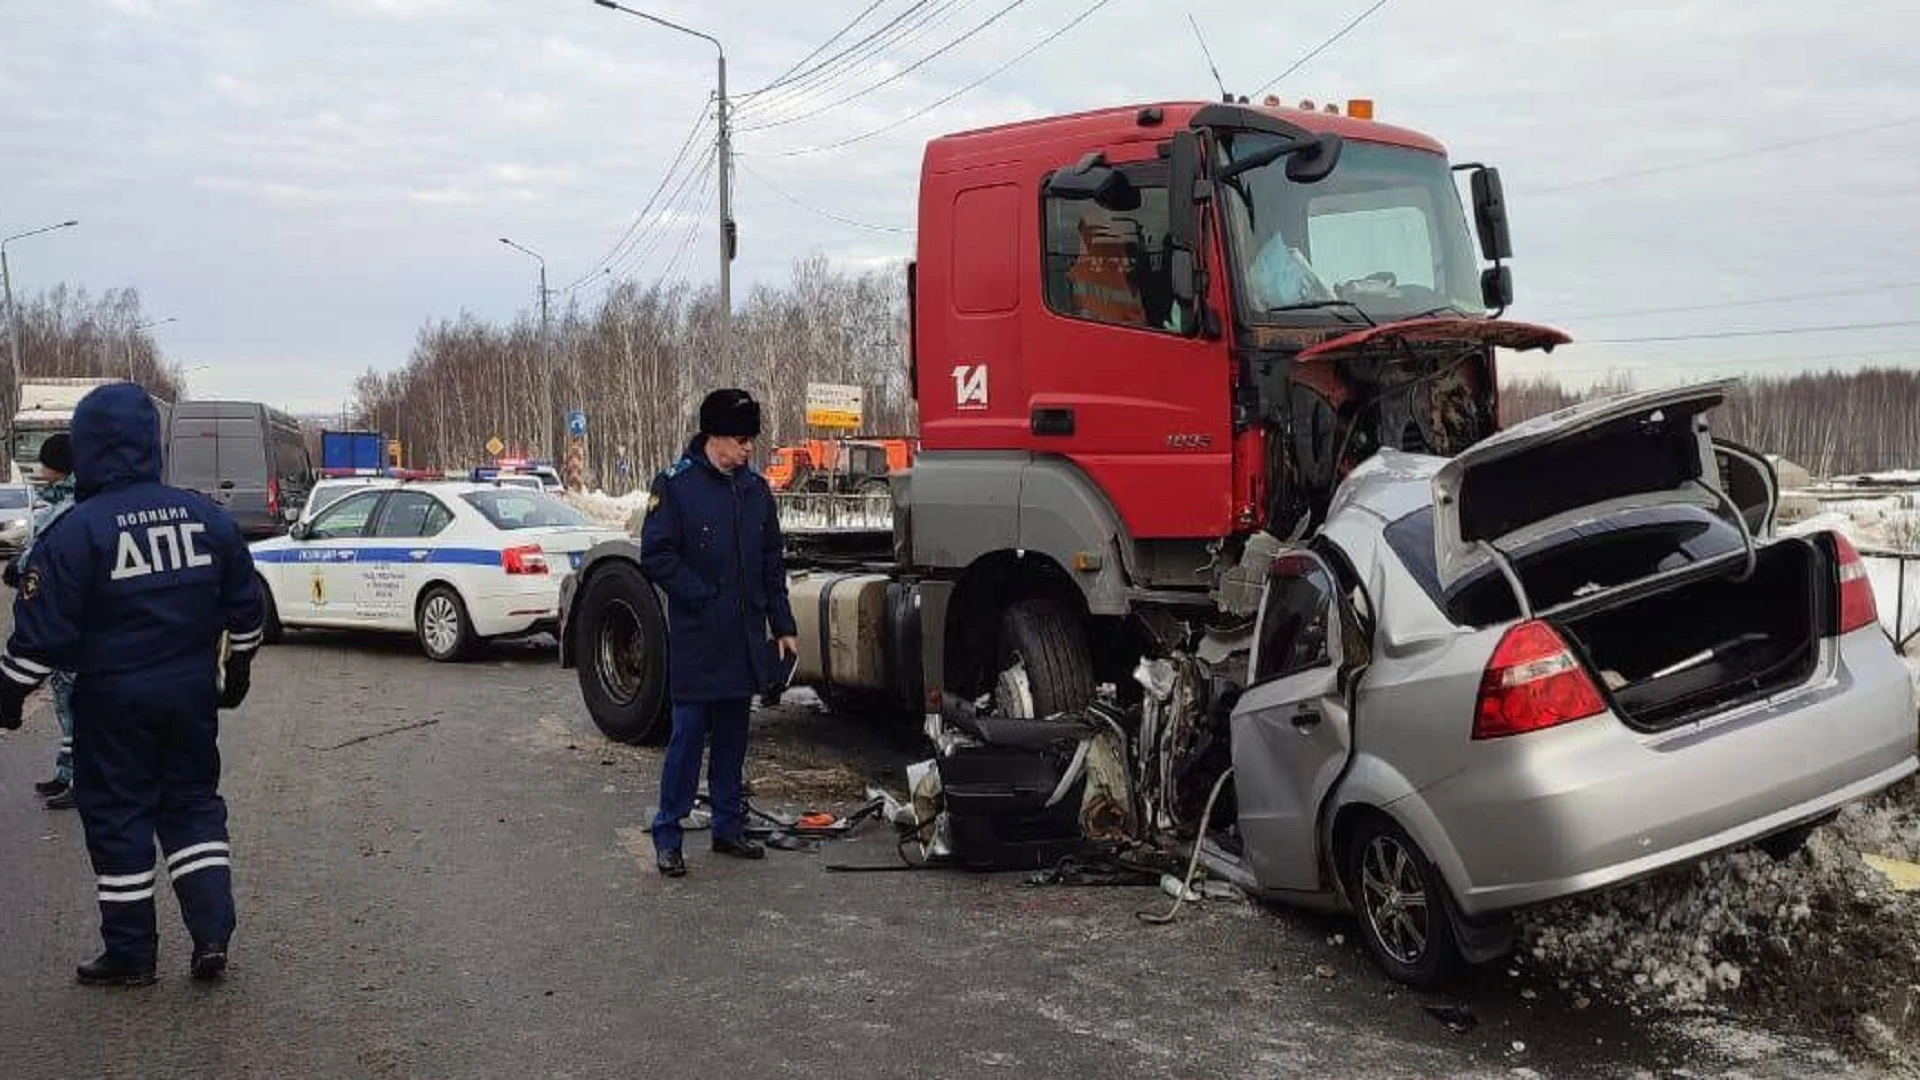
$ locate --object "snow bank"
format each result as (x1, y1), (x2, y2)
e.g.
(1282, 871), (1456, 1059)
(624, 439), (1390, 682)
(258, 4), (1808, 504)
(563, 488), (649, 532)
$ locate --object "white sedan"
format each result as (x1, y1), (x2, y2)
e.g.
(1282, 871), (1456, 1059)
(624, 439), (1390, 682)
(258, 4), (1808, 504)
(250, 481), (625, 661)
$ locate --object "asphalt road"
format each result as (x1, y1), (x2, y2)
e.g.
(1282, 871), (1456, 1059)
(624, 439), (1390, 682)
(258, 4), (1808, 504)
(0, 628), (1883, 1079)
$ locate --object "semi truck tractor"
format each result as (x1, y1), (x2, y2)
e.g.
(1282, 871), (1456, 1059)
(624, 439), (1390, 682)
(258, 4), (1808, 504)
(561, 96), (1536, 744)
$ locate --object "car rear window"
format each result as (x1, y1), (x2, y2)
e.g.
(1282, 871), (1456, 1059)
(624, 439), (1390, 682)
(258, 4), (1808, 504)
(1386, 502), (1745, 626)
(461, 490), (591, 530)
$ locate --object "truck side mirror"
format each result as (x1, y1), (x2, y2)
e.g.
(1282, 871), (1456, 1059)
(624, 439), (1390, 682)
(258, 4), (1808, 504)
(1470, 167), (1512, 261)
(1285, 134), (1343, 184)
(1045, 152), (1133, 208)
(1167, 131), (1199, 305)
(1480, 266), (1513, 311)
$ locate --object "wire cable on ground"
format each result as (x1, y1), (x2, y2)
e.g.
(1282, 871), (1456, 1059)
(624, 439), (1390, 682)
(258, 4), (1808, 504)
(739, 160), (913, 233)
(1253, 0), (1392, 97)
(1137, 766), (1234, 926)
(751, 0), (1117, 158)
(738, 0), (1030, 133)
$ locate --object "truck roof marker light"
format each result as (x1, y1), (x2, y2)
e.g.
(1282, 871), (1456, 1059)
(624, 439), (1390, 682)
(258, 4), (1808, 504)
(1264, 94), (1281, 107)
(1347, 98), (1374, 120)
(1324, 103), (1340, 114)
(1298, 98), (1316, 112)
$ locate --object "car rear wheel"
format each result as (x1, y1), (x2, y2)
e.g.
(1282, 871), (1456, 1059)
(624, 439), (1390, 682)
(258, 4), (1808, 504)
(1345, 815), (1463, 988)
(575, 560), (671, 746)
(416, 585), (476, 663)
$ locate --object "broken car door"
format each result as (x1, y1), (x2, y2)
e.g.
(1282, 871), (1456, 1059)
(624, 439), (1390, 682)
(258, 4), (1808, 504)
(1230, 549), (1357, 894)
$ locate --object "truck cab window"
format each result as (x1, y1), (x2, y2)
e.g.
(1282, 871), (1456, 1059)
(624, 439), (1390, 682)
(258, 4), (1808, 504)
(1043, 165), (1177, 333)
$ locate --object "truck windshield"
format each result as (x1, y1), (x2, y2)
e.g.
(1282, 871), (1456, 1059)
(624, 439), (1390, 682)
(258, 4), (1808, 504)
(12, 429), (61, 468)
(1218, 136), (1484, 323)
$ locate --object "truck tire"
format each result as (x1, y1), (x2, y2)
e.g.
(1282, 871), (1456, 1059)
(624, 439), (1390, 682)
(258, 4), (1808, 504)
(575, 560), (672, 746)
(996, 598), (1094, 720)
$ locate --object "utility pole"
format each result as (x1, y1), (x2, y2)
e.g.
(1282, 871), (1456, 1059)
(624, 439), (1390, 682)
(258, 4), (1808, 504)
(498, 237), (554, 461)
(126, 316), (176, 381)
(1, 220), (79, 414)
(593, 1), (733, 367)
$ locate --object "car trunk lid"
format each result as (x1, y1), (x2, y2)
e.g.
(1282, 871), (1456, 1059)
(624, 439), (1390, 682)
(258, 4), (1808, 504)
(1430, 379), (1741, 596)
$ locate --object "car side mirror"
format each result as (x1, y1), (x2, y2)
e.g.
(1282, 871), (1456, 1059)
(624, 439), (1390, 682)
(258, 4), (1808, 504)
(289, 521), (312, 541)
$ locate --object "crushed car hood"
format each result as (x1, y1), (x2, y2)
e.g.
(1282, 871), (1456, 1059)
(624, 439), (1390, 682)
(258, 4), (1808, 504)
(1429, 378), (1740, 590)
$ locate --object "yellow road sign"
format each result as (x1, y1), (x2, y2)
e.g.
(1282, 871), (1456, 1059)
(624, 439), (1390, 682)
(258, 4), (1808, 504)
(485, 436), (505, 457)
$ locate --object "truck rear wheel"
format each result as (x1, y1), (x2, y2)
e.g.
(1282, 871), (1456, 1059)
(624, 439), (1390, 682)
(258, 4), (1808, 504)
(995, 598), (1094, 720)
(575, 560), (672, 746)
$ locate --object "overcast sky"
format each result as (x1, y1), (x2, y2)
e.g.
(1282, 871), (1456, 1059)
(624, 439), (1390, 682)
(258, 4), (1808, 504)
(4, 0), (1915, 411)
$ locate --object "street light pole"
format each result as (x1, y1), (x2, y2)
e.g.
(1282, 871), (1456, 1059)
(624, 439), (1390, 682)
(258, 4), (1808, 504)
(499, 237), (554, 461)
(1, 219), (80, 400)
(592, 0), (733, 369)
(126, 316), (176, 381)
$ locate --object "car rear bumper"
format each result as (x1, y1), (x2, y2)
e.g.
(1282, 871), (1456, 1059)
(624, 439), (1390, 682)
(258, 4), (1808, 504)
(1409, 629), (1919, 917)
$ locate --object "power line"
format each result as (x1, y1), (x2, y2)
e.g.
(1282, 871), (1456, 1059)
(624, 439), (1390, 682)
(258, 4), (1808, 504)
(658, 183), (719, 285)
(739, 0), (934, 101)
(736, 0), (973, 128)
(738, 0), (1029, 133)
(562, 102), (715, 291)
(1557, 280), (1920, 321)
(606, 146), (718, 283)
(1253, 0), (1392, 96)
(748, 0), (892, 98)
(752, 0), (1116, 158)
(1590, 319), (1920, 345)
(739, 159), (912, 233)
(1528, 115), (1920, 195)
(1510, 347), (1918, 377)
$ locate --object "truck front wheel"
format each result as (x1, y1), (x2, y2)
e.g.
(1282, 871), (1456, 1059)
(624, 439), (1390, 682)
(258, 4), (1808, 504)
(576, 560), (672, 745)
(995, 598), (1094, 720)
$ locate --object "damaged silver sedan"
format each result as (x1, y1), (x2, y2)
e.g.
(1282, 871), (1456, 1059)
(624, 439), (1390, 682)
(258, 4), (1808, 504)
(1124, 380), (1917, 984)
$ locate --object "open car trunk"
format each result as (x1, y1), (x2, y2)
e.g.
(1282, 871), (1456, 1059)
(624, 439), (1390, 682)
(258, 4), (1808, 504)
(1553, 539), (1826, 731)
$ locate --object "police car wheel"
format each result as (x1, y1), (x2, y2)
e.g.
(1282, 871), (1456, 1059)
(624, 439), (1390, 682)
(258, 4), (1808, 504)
(258, 575), (284, 645)
(416, 585), (476, 662)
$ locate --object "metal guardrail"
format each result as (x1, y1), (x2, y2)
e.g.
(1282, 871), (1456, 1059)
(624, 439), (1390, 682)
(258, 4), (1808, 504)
(1857, 546), (1920, 654)
(776, 492), (893, 533)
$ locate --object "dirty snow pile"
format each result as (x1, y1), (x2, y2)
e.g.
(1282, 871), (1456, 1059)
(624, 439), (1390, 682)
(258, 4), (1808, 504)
(1521, 783), (1920, 1015)
(564, 488), (649, 532)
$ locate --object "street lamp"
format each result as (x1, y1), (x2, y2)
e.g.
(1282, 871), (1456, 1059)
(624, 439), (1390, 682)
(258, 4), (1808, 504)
(1, 219), (80, 394)
(127, 316), (177, 381)
(179, 363), (210, 400)
(591, 0), (733, 367)
(498, 237), (555, 461)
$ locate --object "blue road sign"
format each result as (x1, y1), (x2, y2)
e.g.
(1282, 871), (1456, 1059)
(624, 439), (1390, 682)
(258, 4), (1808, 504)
(567, 409), (588, 437)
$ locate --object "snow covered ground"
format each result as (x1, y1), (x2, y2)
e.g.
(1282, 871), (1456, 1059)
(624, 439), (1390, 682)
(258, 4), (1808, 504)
(1519, 489), (1920, 1065)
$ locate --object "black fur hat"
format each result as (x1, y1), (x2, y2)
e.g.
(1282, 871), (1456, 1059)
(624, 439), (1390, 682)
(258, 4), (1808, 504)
(698, 388), (761, 438)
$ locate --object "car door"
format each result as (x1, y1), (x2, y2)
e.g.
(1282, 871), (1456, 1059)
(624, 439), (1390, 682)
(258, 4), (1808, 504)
(361, 490), (456, 629)
(1229, 549), (1362, 894)
(284, 489), (385, 625)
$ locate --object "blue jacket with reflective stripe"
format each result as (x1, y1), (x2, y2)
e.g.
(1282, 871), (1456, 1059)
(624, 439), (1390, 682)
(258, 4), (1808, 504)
(641, 436), (796, 702)
(2, 383), (264, 688)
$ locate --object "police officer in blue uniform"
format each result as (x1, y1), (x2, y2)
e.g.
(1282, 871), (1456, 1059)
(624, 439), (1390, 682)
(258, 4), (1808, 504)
(642, 388), (798, 877)
(0, 383), (264, 986)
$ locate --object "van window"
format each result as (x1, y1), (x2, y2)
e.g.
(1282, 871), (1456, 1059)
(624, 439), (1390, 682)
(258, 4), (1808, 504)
(169, 433), (219, 488)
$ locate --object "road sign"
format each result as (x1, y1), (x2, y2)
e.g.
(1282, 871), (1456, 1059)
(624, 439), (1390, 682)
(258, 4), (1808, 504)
(805, 382), (864, 429)
(485, 435), (505, 457)
(568, 409), (588, 437)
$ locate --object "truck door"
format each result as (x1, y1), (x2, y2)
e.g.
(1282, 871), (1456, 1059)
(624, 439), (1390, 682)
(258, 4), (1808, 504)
(1229, 550), (1359, 893)
(1032, 154), (1234, 539)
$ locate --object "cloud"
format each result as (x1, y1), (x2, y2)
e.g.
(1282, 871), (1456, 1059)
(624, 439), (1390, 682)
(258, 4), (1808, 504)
(4, 0), (1915, 412)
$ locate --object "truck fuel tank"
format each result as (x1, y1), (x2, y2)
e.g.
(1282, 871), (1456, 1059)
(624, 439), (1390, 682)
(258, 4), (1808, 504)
(786, 571), (928, 709)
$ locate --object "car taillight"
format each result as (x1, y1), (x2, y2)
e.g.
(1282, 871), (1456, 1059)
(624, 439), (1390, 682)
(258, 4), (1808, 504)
(1473, 620), (1606, 739)
(267, 476), (280, 518)
(1833, 531), (1878, 634)
(502, 544), (549, 575)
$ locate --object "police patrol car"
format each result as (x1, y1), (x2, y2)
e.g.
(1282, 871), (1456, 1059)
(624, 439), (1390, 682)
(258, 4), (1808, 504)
(250, 479), (624, 661)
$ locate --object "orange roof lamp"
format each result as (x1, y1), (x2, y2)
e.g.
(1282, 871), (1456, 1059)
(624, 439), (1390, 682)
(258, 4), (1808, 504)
(1259, 94), (1376, 121)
